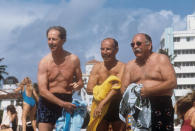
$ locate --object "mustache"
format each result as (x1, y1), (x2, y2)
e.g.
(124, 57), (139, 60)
(102, 54), (110, 58)
(49, 44), (55, 48)
(134, 48), (141, 53)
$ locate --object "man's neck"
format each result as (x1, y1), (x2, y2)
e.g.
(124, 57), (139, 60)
(136, 52), (152, 66)
(52, 49), (66, 65)
(104, 59), (118, 70)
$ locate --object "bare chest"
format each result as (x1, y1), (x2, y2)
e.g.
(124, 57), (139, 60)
(97, 66), (122, 84)
(47, 61), (75, 82)
(131, 64), (162, 82)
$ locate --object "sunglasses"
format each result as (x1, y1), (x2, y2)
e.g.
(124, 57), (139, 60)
(130, 41), (143, 47)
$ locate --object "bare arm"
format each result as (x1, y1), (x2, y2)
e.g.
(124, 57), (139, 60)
(191, 112), (195, 129)
(38, 58), (76, 113)
(86, 63), (99, 95)
(141, 54), (177, 96)
(121, 62), (132, 94)
(14, 81), (25, 93)
(69, 56), (83, 91)
(9, 113), (17, 123)
(32, 89), (39, 102)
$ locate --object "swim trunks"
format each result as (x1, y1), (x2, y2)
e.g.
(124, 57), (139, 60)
(103, 98), (121, 122)
(149, 96), (174, 131)
(22, 87), (36, 107)
(37, 93), (72, 124)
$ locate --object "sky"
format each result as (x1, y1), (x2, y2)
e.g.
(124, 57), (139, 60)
(0, 0), (195, 83)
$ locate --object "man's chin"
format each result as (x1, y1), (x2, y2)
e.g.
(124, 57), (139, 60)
(103, 58), (112, 62)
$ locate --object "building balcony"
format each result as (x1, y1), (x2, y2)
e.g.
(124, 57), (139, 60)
(177, 78), (195, 85)
(174, 66), (195, 73)
(174, 89), (192, 97)
(174, 42), (195, 50)
(174, 54), (195, 62)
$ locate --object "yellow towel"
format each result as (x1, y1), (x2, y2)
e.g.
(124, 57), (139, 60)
(87, 75), (121, 131)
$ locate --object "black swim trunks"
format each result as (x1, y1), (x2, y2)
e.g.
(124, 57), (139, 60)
(103, 98), (121, 122)
(149, 96), (174, 131)
(37, 93), (72, 124)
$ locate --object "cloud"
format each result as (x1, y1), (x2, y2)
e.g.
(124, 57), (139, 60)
(0, 0), (191, 82)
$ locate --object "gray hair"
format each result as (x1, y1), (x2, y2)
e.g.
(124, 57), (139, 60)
(46, 26), (67, 42)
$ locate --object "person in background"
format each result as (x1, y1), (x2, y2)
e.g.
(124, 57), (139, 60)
(15, 77), (39, 131)
(175, 91), (195, 131)
(0, 105), (18, 131)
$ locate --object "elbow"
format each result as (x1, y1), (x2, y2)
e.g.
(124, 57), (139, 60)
(39, 89), (46, 98)
(171, 78), (177, 89)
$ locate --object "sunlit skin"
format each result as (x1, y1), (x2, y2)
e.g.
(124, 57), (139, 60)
(14, 77), (39, 131)
(37, 28), (83, 131)
(121, 33), (177, 129)
(87, 38), (126, 131)
(47, 29), (64, 53)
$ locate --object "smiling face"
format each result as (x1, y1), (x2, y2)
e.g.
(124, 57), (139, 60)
(131, 34), (152, 59)
(100, 39), (118, 62)
(47, 29), (64, 53)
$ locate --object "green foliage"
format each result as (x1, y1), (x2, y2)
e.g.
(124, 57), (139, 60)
(0, 58), (8, 82)
(158, 48), (179, 68)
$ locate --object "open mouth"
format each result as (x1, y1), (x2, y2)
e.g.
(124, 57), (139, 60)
(49, 44), (56, 49)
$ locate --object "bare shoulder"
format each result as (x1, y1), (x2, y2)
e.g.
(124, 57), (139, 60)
(118, 61), (125, 66)
(117, 61), (125, 70)
(152, 52), (170, 63)
(91, 61), (101, 71)
(38, 53), (51, 67)
(68, 53), (80, 62)
(126, 59), (136, 68)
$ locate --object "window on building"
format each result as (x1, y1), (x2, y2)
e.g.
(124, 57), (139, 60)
(176, 84), (195, 89)
(11, 100), (14, 105)
(174, 37), (180, 42)
(186, 37), (190, 42)
(176, 73), (195, 78)
(174, 49), (195, 55)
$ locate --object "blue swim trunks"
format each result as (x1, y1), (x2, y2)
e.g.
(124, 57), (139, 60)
(37, 93), (72, 124)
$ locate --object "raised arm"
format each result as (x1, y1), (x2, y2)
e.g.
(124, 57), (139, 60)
(14, 80), (25, 93)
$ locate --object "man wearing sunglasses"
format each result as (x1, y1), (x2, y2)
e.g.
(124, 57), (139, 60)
(87, 38), (126, 131)
(121, 33), (177, 131)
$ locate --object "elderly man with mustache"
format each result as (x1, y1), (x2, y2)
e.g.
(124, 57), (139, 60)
(121, 33), (177, 131)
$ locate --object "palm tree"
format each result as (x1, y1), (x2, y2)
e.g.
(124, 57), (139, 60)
(0, 58), (8, 87)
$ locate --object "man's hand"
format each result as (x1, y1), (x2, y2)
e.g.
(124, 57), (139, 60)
(62, 102), (76, 114)
(140, 87), (148, 97)
(93, 102), (104, 118)
(69, 82), (80, 91)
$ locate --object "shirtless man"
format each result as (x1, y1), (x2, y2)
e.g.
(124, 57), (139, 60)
(37, 26), (83, 131)
(87, 38), (125, 131)
(121, 33), (177, 131)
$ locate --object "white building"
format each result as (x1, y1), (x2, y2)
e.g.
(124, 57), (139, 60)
(160, 15), (195, 97)
(0, 76), (21, 110)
